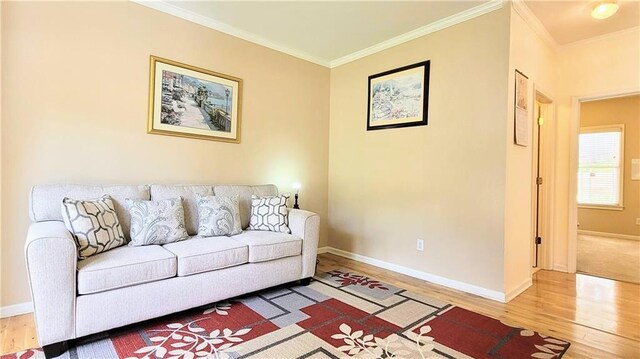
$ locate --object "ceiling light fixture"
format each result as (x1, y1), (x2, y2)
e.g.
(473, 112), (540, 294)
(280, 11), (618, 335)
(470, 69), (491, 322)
(591, 1), (619, 19)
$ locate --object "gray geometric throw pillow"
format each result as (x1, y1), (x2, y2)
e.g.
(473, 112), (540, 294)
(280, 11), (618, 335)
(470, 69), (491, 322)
(197, 195), (242, 237)
(249, 195), (291, 233)
(126, 197), (189, 246)
(61, 195), (126, 260)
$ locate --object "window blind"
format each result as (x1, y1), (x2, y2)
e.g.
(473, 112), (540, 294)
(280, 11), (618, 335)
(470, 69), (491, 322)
(578, 128), (622, 206)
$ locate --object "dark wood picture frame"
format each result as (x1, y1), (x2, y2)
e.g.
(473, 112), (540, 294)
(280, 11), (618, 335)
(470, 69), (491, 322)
(367, 60), (430, 131)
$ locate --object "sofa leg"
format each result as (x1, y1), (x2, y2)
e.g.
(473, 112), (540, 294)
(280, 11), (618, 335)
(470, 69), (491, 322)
(42, 341), (69, 358)
(300, 277), (312, 286)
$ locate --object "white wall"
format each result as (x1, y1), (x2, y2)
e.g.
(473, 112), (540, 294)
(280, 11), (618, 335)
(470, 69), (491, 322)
(504, 4), (558, 295)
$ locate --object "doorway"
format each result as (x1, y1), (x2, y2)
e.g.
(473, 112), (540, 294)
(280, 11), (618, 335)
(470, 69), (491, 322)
(532, 89), (555, 271)
(574, 95), (640, 283)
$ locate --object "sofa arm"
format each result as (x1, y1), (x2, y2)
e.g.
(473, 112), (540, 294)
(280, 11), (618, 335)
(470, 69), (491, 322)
(288, 209), (320, 278)
(25, 221), (77, 346)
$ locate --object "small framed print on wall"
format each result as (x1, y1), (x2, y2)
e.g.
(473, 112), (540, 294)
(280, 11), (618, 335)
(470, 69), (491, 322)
(367, 60), (430, 131)
(514, 69), (529, 146)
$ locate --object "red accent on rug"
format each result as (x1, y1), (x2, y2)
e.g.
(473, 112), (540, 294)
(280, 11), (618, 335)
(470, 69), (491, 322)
(1, 270), (570, 359)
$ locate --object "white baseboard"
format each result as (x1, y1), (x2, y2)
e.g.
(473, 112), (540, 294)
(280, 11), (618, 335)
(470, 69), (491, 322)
(0, 301), (33, 318)
(505, 277), (532, 302)
(317, 246), (330, 254)
(323, 247), (507, 303)
(553, 264), (568, 272)
(578, 230), (640, 241)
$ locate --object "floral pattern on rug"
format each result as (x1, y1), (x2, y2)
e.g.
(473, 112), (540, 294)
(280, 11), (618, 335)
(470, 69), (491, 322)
(1, 270), (570, 359)
(322, 269), (403, 300)
(326, 270), (390, 290)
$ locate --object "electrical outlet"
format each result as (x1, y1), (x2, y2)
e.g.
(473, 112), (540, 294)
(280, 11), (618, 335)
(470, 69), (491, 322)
(636, 218), (640, 225)
(416, 239), (424, 252)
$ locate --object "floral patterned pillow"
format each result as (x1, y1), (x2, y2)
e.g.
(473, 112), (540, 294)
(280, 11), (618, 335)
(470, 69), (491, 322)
(126, 197), (189, 246)
(197, 195), (242, 237)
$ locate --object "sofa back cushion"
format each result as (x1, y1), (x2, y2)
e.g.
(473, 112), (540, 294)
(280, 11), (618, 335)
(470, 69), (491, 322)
(213, 185), (278, 229)
(149, 185), (213, 235)
(30, 184), (277, 236)
(30, 184), (150, 240)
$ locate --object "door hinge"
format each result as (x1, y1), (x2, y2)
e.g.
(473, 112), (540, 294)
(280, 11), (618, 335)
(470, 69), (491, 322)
(536, 177), (543, 185)
(535, 236), (542, 245)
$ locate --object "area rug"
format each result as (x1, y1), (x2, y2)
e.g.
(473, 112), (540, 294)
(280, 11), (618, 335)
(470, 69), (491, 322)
(3, 269), (570, 359)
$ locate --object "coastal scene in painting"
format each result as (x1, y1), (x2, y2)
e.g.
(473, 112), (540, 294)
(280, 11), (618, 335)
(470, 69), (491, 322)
(160, 70), (234, 132)
(370, 71), (423, 122)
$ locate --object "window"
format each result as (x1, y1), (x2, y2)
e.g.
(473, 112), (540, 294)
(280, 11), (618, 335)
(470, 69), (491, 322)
(578, 125), (624, 208)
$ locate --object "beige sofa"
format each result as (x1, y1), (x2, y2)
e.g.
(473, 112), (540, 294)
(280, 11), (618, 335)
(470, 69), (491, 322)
(25, 184), (320, 358)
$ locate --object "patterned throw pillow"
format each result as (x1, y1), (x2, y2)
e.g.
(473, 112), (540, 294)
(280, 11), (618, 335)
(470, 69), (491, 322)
(249, 195), (290, 233)
(197, 195), (242, 237)
(126, 198), (189, 246)
(61, 195), (126, 260)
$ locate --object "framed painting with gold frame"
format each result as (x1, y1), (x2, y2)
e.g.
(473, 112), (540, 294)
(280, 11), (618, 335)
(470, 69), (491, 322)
(148, 55), (242, 143)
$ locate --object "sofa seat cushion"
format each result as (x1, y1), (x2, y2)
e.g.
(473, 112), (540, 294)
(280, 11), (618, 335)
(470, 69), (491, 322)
(77, 245), (176, 295)
(162, 237), (249, 276)
(232, 230), (302, 263)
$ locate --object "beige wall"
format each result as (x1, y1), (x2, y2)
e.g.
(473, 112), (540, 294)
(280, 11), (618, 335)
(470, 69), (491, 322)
(328, 8), (511, 293)
(3, 0), (635, 310)
(1, 2), (330, 307)
(578, 95), (640, 236)
(0, 1), (3, 303)
(504, 5), (558, 293)
(553, 28), (640, 270)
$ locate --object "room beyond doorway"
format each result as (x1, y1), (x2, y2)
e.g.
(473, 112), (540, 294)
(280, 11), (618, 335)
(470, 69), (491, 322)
(575, 95), (640, 283)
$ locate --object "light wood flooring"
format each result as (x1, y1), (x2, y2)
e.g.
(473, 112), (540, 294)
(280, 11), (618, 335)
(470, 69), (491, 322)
(2, 253), (639, 358)
(577, 234), (640, 284)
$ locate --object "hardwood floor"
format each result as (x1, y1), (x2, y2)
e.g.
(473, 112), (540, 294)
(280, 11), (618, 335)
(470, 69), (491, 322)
(1, 253), (639, 358)
(0, 312), (38, 355)
(317, 253), (640, 358)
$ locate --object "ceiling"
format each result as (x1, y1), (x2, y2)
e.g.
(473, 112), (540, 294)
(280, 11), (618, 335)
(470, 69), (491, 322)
(136, 0), (640, 67)
(136, 0), (494, 67)
(525, 0), (640, 45)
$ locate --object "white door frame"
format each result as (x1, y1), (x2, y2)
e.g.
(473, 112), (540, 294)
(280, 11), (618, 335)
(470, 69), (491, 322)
(532, 85), (556, 270)
(567, 88), (640, 273)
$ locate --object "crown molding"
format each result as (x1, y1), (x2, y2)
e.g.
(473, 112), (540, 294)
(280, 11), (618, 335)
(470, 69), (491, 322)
(559, 26), (640, 50)
(511, 0), (559, 51)
(131, 0), (332, 67)
(329, 0), (505, 68)
(132, 0), (504, 69)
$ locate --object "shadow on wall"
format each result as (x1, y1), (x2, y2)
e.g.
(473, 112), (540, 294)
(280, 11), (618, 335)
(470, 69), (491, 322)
(328, 228), (358, 253)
